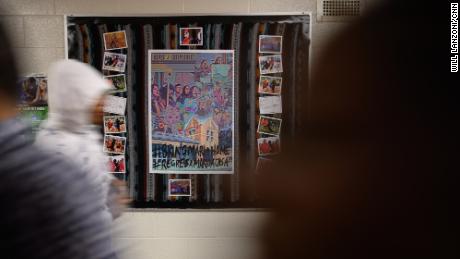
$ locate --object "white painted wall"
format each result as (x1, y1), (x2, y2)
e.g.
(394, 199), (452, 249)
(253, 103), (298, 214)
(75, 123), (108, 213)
(0, 1), (378, 258)
(113, 210), (269, 259)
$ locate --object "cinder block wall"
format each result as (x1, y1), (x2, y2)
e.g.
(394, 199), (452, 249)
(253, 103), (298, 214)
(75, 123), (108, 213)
(0, 1), (376, 258)
(0, 0), (359, 76)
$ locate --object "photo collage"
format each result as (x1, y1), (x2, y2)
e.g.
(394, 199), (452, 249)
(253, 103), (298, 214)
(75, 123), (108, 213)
(257, 35), (283, 171)
(102, 30), (128, 174)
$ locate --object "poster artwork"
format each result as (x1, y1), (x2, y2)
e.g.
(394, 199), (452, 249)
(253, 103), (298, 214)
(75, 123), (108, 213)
(17, 75), (49, 137)
(148, 50), (234, 174)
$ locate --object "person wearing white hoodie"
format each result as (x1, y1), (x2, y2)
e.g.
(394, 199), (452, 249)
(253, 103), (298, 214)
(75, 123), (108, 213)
(36, 59), (127, 220)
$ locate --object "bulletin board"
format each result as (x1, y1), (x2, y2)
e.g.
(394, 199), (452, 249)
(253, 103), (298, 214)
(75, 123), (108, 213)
(66, 14), (311, 208)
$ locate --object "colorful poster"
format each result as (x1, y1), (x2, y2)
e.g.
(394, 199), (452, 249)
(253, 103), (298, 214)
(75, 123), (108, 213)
(148, 50), (234, 174)
(17, 75), (48, 107)
(17, 75), (48, 138)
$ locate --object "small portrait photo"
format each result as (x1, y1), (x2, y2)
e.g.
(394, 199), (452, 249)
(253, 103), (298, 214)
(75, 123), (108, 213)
(104, 116), (127, 134)
(103, 135), (126, 155)
(103, 30), (128, 50)
(258, 76), (282, 95)
(259, 35), (283, 54)
(257, 115), (282, 136)
(103, 52), (127, 73)
(17, 76), (48, 107)
(258, 137), (281, 156)
(104, 74), (127, 93)
(168, 179), (192, 197)
(259, 55), (283, 74)
(107, 155), (126, 173)
(180, 27), (203, 46)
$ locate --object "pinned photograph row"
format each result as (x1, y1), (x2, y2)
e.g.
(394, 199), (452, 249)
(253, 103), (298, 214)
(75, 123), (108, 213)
(168, 179), (192, 197)
(103, 135), (126, 155)
(257, 136), (281, 156)
(259, 35), (283, 54)
(104, 115), (126, 134)
(257, 115), (282, 137)
(259, 96), (282, 115)
(103, 30), (128, 51)
(258, 75), (282, 95)
(180, 27), (203, 46)
(259, 55), (283, 74)
(103, 95), (126, 116)
(104, 74), (127, 93)
(107, 155), (126, 174)
(103, 52), (127, 73)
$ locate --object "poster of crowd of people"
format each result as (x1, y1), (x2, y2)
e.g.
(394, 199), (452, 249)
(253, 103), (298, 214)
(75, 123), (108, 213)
(148, 50), (234, 174)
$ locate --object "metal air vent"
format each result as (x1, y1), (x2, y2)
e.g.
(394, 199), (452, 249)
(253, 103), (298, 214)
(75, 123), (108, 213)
(318, 0), (363, 22)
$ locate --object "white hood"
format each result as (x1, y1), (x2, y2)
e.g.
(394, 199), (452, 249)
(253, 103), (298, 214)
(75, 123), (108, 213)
(46, 59), (111, 132)
(36, 59), (121, 219)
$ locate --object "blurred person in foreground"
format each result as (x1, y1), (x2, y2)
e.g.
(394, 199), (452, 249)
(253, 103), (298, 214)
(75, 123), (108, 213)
(35, 59), (130, 220)
(260, 1), (453, 259)
(0, 21), (117, 259)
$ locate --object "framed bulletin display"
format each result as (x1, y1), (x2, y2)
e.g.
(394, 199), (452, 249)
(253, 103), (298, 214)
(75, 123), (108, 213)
(66, 14), (310, 208)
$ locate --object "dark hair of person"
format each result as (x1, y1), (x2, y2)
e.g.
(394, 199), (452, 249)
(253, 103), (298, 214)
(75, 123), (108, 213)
(0, 21), (19, 100)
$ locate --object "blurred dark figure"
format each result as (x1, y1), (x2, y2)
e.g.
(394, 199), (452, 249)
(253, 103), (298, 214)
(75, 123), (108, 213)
(0, 21), (117, 258)
(260, 1), (453, 259)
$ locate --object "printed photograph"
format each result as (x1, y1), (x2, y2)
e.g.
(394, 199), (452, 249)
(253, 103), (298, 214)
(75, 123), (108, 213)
(258, 137), (281, 156)
(17, 76), (48, 107)
(259, 96), (282, 115)
(103, 95), (127, 115)
(257, 115), (282, 136)
(148, 50), (235, 174)
(103, 135), (126, 155)
(104, 74), (127, 93)
(103, 52), (127, 73)
(259, 55), (283, 74)
(107, 155), (126, 173)
(180, 27), (203, 46)
(258, 76), (282, 95)
(103, 30), (128, 50)
(259, 35), (283, 54)
(168, 179), (192, 196)
(104, 116), (127, 134)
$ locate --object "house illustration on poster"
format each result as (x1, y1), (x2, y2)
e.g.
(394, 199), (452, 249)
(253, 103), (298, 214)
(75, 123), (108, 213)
(184, 116), (219, 147)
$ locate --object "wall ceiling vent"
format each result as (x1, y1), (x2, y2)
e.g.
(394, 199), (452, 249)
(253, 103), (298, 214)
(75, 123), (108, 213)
(317, 0), (363, 22)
